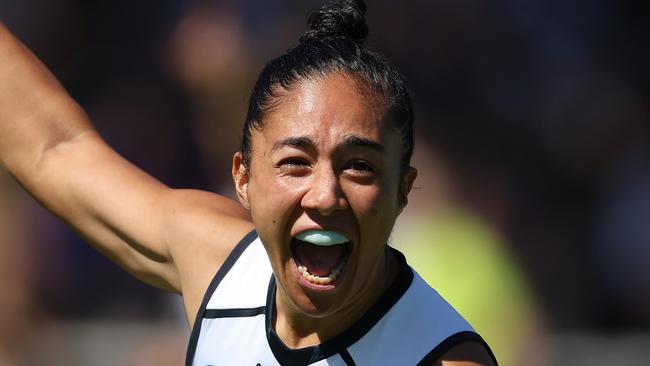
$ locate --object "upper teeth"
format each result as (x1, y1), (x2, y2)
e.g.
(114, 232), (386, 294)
(295, 230), (349, 246)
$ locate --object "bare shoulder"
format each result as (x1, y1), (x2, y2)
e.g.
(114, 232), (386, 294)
(432, 341), (497, 366)
(160, 188), (254, 324)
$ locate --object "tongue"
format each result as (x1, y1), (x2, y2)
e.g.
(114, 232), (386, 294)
(293, 239), (347, 276)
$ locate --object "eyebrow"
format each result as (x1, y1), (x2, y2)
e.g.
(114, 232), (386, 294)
(343, 135), (385, 153)
(272, 136), (314, 152)
(271, 135), (385, 153)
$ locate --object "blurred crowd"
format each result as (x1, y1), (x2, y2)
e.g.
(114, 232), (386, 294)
(0, 0), (648, 364)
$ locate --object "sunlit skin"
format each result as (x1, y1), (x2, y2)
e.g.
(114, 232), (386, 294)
(233, 73), (417, 348)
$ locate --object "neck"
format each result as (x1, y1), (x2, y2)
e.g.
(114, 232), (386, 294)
(273, 246), (398, 349)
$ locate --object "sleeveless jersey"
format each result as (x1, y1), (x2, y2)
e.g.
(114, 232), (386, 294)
(186, 230), (496, 365)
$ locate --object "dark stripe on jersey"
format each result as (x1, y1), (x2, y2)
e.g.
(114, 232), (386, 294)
(339, 349), (356, 366)
(264, 248), (414, 365)
(204, 306), (266, 318)
(185, 229), (258, 366)
(416, 331), (498, 366)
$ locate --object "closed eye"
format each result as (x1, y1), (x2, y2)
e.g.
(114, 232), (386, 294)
(345, 160), (377, 177)
(278, 157), (309, 167)
(276, 158), (311, 175)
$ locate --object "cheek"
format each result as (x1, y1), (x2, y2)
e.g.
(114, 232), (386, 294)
(248, 172), (305, 230)
(345, 180), (401, 241)
(346, 184), (389, 218)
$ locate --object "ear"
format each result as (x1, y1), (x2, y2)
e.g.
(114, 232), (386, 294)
(398, 166), (417, 214)
(232, 152), (250, 209)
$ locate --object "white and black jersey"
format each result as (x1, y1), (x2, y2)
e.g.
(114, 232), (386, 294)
(186, 230), (497, 365)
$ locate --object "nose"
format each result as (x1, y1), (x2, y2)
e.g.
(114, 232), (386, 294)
(301, 164), (347, 216)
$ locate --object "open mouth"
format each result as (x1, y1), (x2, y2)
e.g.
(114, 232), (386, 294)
(291, 230), (352, 287)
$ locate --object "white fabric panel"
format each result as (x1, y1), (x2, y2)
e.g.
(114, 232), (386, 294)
(206, 238), (272, 310)
(347, 272), (474, 365)
(193, 316), (276, 365)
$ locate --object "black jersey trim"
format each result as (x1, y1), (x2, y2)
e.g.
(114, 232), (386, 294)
(185, 229), (258, 366)
(339, 349), (356, 366)
(204, 306), (266, 318)
(416, 331), (498, 366)
(264, 247), (413, 365)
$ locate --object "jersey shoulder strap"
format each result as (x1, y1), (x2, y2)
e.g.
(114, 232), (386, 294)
(186, 230), (269, 364)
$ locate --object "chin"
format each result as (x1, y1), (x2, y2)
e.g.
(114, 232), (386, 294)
(281, 263), (349, 318)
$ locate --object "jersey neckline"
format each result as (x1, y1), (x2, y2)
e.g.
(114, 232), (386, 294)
(264, 247), (414, 365)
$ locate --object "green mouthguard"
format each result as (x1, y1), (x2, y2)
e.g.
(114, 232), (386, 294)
(295, 230), (349, 246)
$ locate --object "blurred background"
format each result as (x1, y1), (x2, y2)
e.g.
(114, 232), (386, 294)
(0, 0), (648, 364)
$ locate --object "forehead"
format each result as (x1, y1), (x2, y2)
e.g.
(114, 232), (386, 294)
(256, 73), (391, 147)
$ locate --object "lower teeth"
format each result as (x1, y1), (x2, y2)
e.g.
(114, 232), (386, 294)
(297, 260), (345, 285)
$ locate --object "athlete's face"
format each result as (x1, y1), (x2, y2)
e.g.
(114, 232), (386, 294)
(233, 73), (415, 319)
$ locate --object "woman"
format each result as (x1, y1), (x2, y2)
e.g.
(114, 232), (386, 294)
(0, 0), (496, 364)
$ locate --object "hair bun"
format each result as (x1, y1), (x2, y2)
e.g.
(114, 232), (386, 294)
(300, 0), (368, 45)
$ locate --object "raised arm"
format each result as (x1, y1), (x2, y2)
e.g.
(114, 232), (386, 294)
(0, 23), (253, 321)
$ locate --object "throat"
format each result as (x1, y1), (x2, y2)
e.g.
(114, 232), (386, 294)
(271, 280), (344, 349)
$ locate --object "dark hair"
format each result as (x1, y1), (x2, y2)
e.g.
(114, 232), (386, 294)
(241, 0), (414, 173)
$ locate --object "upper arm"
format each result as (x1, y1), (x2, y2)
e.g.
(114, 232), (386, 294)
(30, 131), (253, 298)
